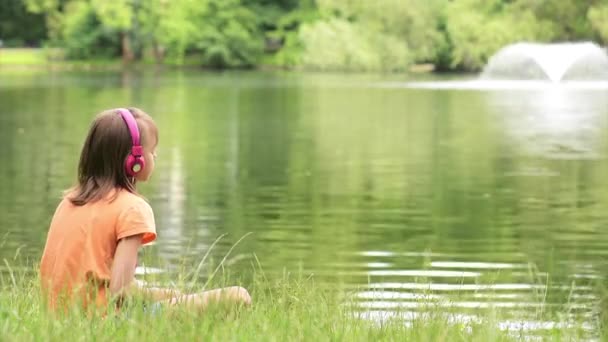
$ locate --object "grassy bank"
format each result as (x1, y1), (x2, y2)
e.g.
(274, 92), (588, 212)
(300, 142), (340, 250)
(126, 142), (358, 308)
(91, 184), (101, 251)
(0, 48), (50, 65)
(0, 48), (199, 71)
(0, 274), (501, 341)
(0, 48), (261, 72)
(0, 48), (432, 73)
(0, 265), (601, 342)
(0, 48), (124, 72)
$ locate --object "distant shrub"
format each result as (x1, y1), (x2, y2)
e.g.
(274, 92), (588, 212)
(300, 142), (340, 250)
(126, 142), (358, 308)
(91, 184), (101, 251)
(192, 0), (262, 68)
(60, 2), (121, 60)
(445, 0), (554, 71)
(297, 18), (410, 72)
(588, 4), (608, 44)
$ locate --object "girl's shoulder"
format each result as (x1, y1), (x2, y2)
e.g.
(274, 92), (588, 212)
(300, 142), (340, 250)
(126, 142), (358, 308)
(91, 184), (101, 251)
(58, 188), (152, 213)
(113, 189), (154, 213)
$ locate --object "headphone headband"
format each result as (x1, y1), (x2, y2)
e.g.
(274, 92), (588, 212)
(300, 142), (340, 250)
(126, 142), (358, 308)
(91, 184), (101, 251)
(117, 107), (145, 176)
(117, 108), (141, 148)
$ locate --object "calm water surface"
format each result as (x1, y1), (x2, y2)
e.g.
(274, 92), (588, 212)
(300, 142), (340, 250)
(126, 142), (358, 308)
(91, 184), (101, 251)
(1, 70), (607, 337)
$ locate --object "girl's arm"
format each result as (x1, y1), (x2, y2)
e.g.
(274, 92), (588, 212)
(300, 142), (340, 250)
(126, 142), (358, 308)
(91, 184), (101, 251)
(109, 234), (143, 299)
(111, 235), (182, 301)
(111, 235), (251, 309)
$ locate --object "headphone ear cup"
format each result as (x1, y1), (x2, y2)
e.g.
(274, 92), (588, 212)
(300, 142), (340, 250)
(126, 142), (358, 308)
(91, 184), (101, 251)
(133, 156), (145, 174)
(125, 154), (145, 176)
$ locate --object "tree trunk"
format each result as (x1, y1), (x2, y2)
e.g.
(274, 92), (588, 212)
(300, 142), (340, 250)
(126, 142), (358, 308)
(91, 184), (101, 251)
(121, 32), (135, 63)
(152, 41), (165, 64)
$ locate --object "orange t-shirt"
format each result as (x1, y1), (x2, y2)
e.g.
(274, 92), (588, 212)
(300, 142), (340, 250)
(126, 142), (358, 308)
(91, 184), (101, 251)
(39, 189), (156, 312)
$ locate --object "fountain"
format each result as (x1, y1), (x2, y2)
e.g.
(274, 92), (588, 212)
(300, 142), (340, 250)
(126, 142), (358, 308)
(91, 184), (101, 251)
(481, 42), (608, 82)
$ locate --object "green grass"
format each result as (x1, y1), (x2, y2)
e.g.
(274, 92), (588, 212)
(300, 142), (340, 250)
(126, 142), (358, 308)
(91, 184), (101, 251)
(0, 236), (601, 341)
(0, 265), (602, 342)
(0, 48), (126, 71)
(0, 48), (203, 70)
(0, 48), (50, 65)
(0, 273), (488, 341)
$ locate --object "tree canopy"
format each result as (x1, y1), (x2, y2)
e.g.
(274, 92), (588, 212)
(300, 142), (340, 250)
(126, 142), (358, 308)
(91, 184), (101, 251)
(3, 0), (608, 71)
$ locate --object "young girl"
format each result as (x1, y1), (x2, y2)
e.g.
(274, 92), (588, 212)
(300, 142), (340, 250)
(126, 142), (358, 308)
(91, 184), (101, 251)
(40, 107), (251, 314)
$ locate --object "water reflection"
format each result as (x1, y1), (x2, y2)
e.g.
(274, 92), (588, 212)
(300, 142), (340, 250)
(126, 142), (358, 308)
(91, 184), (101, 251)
(1, 72), (607, 339)
(430, 261), (521, 269)
(154, 146), (191, 262)
(145, 75), (605, 338)
(383, 80), (608, 90)
(348, 247), (597, 336)
(489, 87), (607, 159)
(365, 270), (481, 277)
(358, 310), (596, 338)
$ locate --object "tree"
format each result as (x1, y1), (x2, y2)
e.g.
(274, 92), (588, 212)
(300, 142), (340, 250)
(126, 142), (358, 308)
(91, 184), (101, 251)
(192, 0), (262, 68)
(138, 0), (200, 65)
(445, 0), (554, 71)
(0, 0), (46, 46)
(518, 0), (596, 41)
(90, 0), (137, 62)
(588, 4), (608, 44)
(315, 0), (446, 63)
(22, 0), (69, 41)
(59, 1), (121, 59)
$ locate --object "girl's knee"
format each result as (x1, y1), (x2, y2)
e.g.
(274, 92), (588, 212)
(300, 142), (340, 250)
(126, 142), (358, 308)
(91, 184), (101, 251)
(229, 286), (251, 305)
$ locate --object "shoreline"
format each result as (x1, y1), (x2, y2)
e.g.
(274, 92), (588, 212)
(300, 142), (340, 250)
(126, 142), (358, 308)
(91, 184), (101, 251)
(0, 48), (438, 74)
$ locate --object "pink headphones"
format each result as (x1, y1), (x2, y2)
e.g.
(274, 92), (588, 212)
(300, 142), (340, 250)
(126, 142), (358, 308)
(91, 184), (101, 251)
(117, 108), (145, 177)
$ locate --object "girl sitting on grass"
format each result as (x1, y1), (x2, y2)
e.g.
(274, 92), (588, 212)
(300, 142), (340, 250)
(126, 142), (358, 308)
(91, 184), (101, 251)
(40, 107), (251, 314)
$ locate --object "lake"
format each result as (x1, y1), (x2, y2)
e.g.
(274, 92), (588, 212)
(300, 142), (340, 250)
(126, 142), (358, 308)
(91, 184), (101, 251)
(1, 70), (606, 337)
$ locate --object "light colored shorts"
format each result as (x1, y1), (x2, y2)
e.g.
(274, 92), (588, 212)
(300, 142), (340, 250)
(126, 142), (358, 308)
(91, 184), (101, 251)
(143, 302), (163, 315)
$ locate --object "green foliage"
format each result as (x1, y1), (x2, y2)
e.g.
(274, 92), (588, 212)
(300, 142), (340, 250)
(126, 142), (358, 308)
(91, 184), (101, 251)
(445, 0), (554, 71)
(270, 29), (303, 68)
(266, 7), (319, 68)
(588, 4), (608, 43)
(192, 0), (262, 68)
(90, 0), (131, 30)
(298, 18), (410, 72)
(0, 0), (46, 46)
(138, 0), (200, 65)
(522, 0), (595, 41)
(316, 0), (447, 63)
(11, 0), (608, 71)
(22, 0), (66, 41)
(137, 0), (263, 68)
(60, 1), (120, 59)
(243, 0), (300, 11)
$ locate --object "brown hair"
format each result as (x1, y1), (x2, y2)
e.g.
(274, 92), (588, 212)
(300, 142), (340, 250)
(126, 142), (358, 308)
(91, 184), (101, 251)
(67, 107), (158, 206)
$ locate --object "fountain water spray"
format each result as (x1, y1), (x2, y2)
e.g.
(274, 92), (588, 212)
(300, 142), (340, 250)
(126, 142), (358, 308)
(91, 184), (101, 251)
(481, 42), (608, 82)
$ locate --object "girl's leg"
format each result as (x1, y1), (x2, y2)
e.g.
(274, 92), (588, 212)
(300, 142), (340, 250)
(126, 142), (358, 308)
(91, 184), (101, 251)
(163, 286), (251, 310)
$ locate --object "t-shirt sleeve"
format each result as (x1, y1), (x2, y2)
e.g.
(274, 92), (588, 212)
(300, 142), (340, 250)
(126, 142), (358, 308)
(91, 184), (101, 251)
(116, 198), (157, 245)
